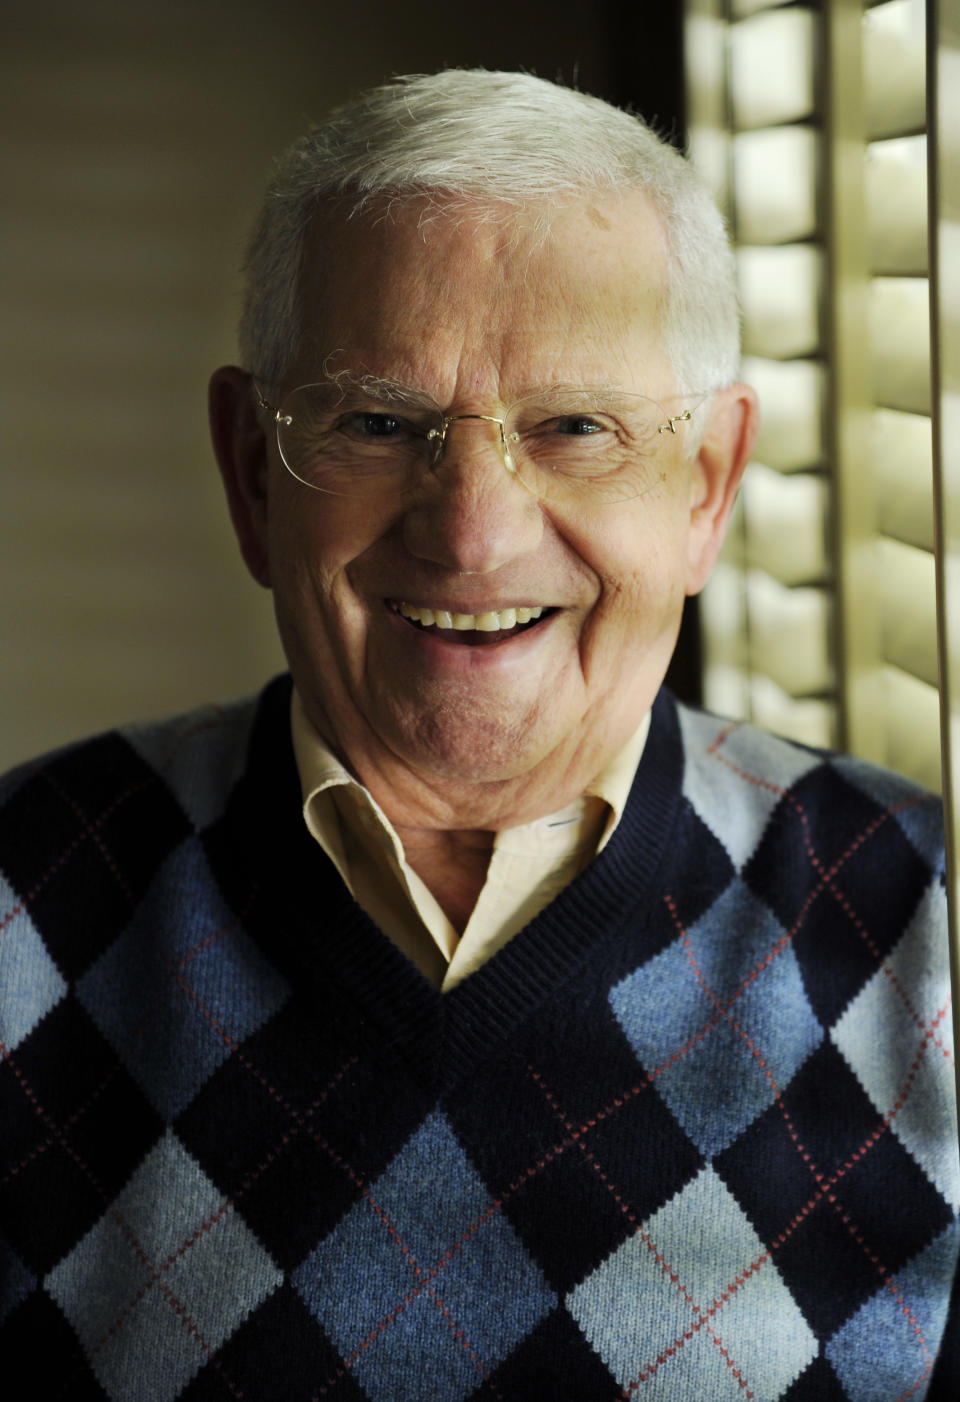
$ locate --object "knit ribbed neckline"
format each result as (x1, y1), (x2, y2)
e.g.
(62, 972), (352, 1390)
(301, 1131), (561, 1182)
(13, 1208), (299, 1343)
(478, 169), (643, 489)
(228, 675), (684, 1096)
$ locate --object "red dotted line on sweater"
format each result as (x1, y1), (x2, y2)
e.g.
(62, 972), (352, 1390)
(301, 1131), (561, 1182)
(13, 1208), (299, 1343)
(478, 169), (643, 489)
(641, 855), (945, 1398)
(314, 1266), (506, 1399)
(83, 1196), (246, 1402)
(0, 1035), (241, 1392)
(42, 770), (137, 906)
(664, 883), (941, 1391)
(311, 1065), (671, 1399)
(0, 702), (234, 947)
(529, 1065), (763, 1398)
(0, 1055), (123, 1189)
(310, 1059), (661, 1397)
(0, 1039), (111, 1207)
(768, 1060), (941, 1394)
(8, 1028), (249, 1402)
(429, 1290), (504, 1399)
(80, 1045), (359, 1401)
(4, 993), (358, 1402)
(312, 1171), (511, 1398)
(1, 895), (267, 1189)
(0, 775), (154, 936)
(704, 723), (934, 1037)
(666, 891), (792, 1022)
(652, 803), (907, 1082)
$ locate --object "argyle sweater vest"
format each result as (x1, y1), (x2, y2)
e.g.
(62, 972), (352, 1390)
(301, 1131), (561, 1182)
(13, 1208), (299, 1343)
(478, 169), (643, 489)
(1, 675), (958, 1402)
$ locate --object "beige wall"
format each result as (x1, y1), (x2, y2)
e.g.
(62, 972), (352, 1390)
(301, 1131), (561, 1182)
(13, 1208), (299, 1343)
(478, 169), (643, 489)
(2, 0), (621, 769)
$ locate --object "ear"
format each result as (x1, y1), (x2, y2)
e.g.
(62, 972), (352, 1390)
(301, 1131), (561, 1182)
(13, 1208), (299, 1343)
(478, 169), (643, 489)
(685, 382), (758, 596)
(208, 366), (272, 588)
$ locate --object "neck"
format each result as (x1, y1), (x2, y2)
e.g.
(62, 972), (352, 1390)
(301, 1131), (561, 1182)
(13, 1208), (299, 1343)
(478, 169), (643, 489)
(395, 825), (496, 934)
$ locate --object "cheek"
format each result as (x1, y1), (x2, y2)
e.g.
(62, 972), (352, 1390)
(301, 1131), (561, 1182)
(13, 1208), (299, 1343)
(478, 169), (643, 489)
(578, 500), (691, 637)
(268, 485), (384, 598)
(266, 497), (366, 655)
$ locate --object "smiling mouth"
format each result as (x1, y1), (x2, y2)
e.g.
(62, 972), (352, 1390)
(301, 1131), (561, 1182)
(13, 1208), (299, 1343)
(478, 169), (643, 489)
(394, 601), (554, 645)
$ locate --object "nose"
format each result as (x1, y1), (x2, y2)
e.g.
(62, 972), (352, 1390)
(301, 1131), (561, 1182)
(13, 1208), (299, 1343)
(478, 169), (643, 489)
(402, 415), (543, 573)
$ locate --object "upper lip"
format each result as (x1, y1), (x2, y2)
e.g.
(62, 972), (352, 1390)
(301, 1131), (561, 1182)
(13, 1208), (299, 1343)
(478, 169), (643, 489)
(388, 597), (553, 612)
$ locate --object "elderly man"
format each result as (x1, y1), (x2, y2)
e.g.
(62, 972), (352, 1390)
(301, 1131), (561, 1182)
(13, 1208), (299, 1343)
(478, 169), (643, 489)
(1, 71), (957, 1401)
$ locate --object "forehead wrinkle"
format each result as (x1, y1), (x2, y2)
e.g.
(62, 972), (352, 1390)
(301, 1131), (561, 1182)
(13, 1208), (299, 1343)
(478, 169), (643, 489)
(299, 190), (675, 405)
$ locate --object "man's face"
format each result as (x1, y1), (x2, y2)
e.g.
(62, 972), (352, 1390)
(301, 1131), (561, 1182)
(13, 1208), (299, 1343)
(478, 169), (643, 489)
(219, 192), (749, 825)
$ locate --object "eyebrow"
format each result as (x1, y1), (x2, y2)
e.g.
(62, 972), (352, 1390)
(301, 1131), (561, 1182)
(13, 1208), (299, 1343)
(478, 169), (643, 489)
(321, 369), (441, 411)
(315, 372), (649, 412)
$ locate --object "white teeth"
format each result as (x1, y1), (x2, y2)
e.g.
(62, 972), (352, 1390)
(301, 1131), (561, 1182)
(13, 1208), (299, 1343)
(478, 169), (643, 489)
(398, 602), (544, 631)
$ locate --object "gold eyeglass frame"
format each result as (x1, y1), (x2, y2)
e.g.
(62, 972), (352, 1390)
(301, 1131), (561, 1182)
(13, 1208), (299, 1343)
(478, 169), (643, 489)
(254, 383), (696, 487)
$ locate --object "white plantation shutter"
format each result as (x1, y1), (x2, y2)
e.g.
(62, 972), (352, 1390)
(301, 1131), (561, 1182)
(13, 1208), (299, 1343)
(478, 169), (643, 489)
(686, 0), (941, 794)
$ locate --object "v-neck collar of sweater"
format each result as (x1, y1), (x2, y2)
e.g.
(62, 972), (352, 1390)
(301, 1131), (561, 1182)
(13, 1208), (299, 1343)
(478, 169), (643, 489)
(219, 675), (684, 1097)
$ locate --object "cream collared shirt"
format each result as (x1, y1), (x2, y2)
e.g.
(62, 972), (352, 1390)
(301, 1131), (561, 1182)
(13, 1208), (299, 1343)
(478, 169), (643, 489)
(291, 691), (650, 991)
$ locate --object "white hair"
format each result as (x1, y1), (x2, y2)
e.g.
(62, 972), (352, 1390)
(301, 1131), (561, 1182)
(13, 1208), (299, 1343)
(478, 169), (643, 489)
(239, 70), (739, 396)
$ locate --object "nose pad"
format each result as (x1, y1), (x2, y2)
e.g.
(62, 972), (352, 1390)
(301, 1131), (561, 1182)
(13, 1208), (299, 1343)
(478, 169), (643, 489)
(429, 413), (531, 491)
(404, 413), (544, 571)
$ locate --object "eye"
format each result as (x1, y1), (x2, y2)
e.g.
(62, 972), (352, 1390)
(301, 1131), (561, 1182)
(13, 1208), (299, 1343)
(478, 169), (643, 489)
(553, 414), (607, 436)
(340, 411), (408, 439)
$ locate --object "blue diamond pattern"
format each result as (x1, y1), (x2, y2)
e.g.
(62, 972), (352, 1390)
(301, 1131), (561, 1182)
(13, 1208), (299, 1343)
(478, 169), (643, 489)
(45, 1129), (283, 1402)
(826, 1221), (960, 1402)
(0, 871), (67, 1051)
(567, 1165), (817, 1399)
(611, 878), (823, 1156)
(292, 1111), (556, 1402)
(76, 836), (289, 1119)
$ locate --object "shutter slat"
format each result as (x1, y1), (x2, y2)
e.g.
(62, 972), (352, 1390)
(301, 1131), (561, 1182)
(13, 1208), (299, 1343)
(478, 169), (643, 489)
(884, 665), (942, 791)
(863, 0), (926, 137)
(869, 277), (932, 413)
(866, 136), (928, 274)
(743, 465), (828, 585)
(874, 408), (934, 551)
(742, 356), (825, 472)
(738, 245), (822, 359)
(733, 127), (819, 244)
(879, 538), (938, 684)
(746, 572), (833, 696)
(749, 674), (836, 748)
(730, 9), (817, 130)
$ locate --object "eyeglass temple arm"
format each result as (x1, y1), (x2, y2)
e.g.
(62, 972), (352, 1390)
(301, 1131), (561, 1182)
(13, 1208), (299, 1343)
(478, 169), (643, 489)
(253, 384), (283, 422)
(658, 409), (693, 435)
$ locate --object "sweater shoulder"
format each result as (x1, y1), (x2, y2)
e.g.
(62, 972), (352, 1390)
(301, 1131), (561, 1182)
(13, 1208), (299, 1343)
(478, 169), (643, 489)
(673, 701), (943, 876)
(119, 693), (263, 831)
(0, 688), (273, 836)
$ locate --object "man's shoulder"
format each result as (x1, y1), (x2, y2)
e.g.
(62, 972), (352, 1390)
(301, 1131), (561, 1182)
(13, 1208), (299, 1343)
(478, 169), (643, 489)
(669, 697), (943, 876)
(0, 676), (292, 844)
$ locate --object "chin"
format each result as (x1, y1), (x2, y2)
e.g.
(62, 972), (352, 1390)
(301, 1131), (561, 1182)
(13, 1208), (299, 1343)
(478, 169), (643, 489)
(385, 701), (564, 787)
